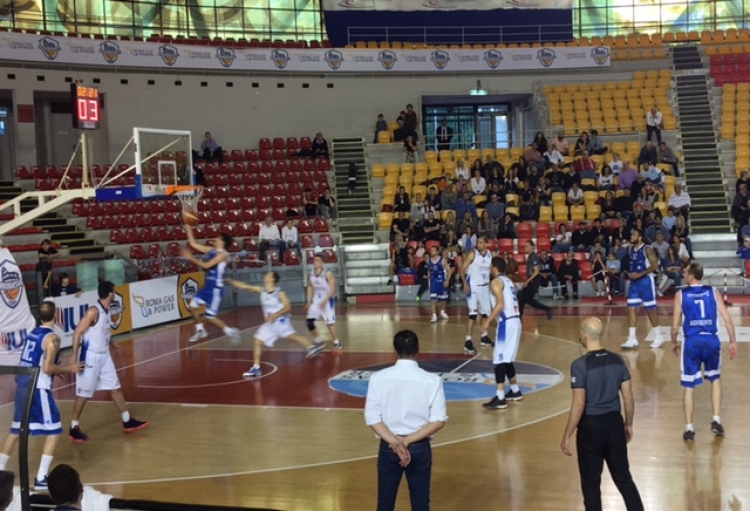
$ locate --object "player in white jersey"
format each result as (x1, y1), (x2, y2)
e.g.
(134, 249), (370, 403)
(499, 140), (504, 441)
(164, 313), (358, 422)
(229, 272), (326, 379)
(459, 236), (493, 355)
(481, 257), (524, 410)
(182, 227), (241, 344)
(0, 302), (82, 490)
(68, 281), (148, 443)
(306, 253), (342, 351)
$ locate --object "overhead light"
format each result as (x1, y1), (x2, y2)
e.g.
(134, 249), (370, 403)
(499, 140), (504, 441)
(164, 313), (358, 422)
(469, 79), (487, 96)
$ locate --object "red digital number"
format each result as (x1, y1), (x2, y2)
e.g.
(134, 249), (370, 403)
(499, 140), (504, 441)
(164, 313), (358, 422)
(88, 99), (99, 122)
(77, 98), (88, 121)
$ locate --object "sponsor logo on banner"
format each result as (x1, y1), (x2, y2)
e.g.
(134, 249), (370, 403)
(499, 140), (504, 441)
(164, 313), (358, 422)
(99, 41), (121, 63)
(324, 50), (344, 70)
(483, 49), (503, 69)
(591, 46), (611, 65)
(132, 292), (176, 318)
(422, 0), (459, 8)
(216, 47), (236, 68)
(38, 37), (61, 61)
(158, 44), (180, 66)
(337, 0), (374, 8)
(109, 291), (126, 329)
(177, 272), (204, 317)
(271, 49), (290, 69)
(0, 262), (23, 309)
(537, 48), (556, 67)
(181, 277), (199, 310)
(431, 50), (450, 69)
(378, 50), (397, 70)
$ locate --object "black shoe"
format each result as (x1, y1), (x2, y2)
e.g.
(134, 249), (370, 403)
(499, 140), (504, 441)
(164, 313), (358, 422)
(480, 335), (494, 347)
(546, 308), (553, 320)
(711, 421), (725, 436)
(505, 390), (524, 402)
(483, 396), (508, 410)
(683, 429), (695, 441)
(573, 293), (579, 300)
(562, 294), (569, 300)
(68, 426), (89, 443)
(123, 418), (149, 434)
(463, 340), (478, 355)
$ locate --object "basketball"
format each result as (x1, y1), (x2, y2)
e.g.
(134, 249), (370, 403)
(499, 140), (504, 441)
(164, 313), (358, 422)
(182, 210), (199, 226)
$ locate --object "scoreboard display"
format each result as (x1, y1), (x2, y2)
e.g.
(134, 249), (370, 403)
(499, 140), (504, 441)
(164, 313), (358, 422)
(71, 84), (101, 130)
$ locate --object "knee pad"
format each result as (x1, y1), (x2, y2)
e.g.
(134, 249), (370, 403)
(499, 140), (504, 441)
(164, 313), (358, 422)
(306, 318), (316, 331)
(505, 362), (517, 380)
(469, 314), (477, 321)
(494, 364), (507, 384)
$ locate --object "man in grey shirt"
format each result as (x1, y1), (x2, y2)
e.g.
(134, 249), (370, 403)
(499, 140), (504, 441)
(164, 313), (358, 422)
(561, 318), (643, 511)
(650, 231), (670, 260)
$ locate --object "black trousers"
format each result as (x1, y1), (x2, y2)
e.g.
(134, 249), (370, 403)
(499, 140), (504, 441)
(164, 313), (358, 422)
(646, 125), (661, 144)
(518, 277), (551, 315)
(577, 412), (643, 511)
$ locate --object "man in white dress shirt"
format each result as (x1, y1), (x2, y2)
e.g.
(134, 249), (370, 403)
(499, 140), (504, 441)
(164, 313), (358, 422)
(646, 107), (663, 144)
(258, 215), (281, 263)
(365, 330), (447, 511)
(668, 182), (691, 220)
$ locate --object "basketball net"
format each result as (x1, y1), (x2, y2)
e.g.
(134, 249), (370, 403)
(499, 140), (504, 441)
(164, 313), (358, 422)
(167, 185), (203, 215)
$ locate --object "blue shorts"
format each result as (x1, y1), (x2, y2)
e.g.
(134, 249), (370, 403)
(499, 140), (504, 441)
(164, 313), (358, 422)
(681, 335), (722, 388)
(192, 285), (224, 319)
(430, 280), (448, 301)
(627, 274), (656, 310)
(11, 381), (62, 436)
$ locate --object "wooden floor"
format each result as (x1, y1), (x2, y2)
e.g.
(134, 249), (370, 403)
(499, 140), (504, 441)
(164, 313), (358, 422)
(2, 299), (750, 511)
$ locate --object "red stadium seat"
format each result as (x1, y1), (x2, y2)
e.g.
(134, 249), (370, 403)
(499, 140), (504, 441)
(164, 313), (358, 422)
(236, 222), (253, 236)
(242, 173), (257, 186)
(425, 240), (442, 253)
(486, 239), (498, 253)
(231, 150), (244, 162)
(317, 159), (330, 171)
(517, 238), (531, 253)
(300, 137), (312, 150)
(257, 173), (271, 185)
(110, 229), (125, 244)
(244, 150), (258, 161)
(300, 171), (313, 183)
(287, 182), (302, 195)
(272, 137), (286, 150)
(246, 162), (260, 173)
(285, 195), (301, 208)
(313, 170), (327, 183)
(259, 149), (272, 161)
(289, 159), (302, 172)
(517, 222), (533, 239)
(299, 219), (313, 233)
(512, 253), (526, 265)
(142, 226), (159, 242)
(240, 196), (256, 210)
(537, 238), (552, 253)
(498, 238), (514, 254)
(271, 196), (285, 207)
(536, 222), (552, 239)
(552, 253), (565, 270)
(173, 226), (187, 240)
(15, 166), (31, 179)
(301, 235), (315, 248)
(318, 234), (334, 247)
(243, 238), (259, 252)
(285, 172), (300, 184)
(257, 196), (271, 208)
(271, 207), (286, 220)
(272, 149), (285, 160)
(204, 224), (219, 239)
(283, 251), (301, 265)
(286, 137), (299, 150)
(322, 248), (337, 263)
(259, 138), (272, 150)
(272, 184), (287, 195)
(274, 161), (288, 175)
(167, 243), (182, 257)
(303, 159), (316, 172)
(517, 264), (527, 279)
(313, 218), (329, 232)
(573, 252), (588, 263)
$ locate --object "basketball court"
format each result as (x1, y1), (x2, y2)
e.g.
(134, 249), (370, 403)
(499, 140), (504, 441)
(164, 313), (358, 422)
(1, 301), (749, 511)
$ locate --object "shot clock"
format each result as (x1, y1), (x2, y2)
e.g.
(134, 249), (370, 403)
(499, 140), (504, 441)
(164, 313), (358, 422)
(71, 83), (101, 130)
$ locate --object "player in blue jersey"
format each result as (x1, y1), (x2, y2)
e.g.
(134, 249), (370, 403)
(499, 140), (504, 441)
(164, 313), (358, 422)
(182, 225), (241, 344)
(671, 262), (737, 441)
(621, 229), (665, 349)
(428, 247), (452, 323)
(0, 302), (82, 490)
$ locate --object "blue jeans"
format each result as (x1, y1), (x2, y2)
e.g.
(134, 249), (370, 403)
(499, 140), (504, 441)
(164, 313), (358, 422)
(377, 439), (432, 511)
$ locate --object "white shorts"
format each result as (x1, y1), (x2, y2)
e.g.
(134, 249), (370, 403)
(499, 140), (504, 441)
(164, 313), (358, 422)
(466, 285), (492, 317)
(76, 350), (121, 398)
(255, 315), (297, 347)
(493, 317), (521, 365)
(307, 297), (336, 325)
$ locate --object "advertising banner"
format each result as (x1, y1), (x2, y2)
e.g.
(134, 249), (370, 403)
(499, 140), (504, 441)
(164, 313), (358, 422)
(0, 33), (610, 72)
(323, 0), (573, 10)
(128, 272), (204, 330)
(53, 284), (132, 349)
(0, 248), (37, 366)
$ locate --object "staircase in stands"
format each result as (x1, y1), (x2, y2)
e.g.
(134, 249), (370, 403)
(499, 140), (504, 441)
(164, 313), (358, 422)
(330, 137), (376, 244)
(0, 180), (105, 256)
(672, 46), (732, 233)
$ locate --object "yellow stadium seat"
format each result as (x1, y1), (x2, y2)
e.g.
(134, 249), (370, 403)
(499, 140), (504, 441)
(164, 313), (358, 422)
(384, 174), (399, 187)
(552, 192), (567, 206)
(481, 148), (495, 160)
(583, 190), (599, 204)
(378, 131), (391, 144)
(415, 162), (428, 174)
(467, 149), (480, 162)
(506, 206), (520, 218)
(453, 149), (466, 161)
(379, 212), (393, 229)
(372, 164), (386, 178)
(412, 185), (427, 198)
(424, 151), (438, 163)
(510, 147), (524, 159)
(381, 195), (395, 207)
(401, 163), (414, 174)
(570, 205), (586, 222)
(473, 195), (484, 206)
(496, 148), (510, 160)
(538, 206), (553, 222)
(438, 150), (452, 162)
(654, 201), (668, 217)
(383, 185), (397, 197)
(586, 204), (601, 220)
(386, 163), (400, 175)
(505, 193), (520, 205)
(553, 205), (569, 221)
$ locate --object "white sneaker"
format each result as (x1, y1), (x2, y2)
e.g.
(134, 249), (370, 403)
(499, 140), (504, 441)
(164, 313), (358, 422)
(657, 290), (664, 297)
(651, 337), (666, 349)
(430, 314), (438, 323)
(553, 293), (559, 300)
(189, 329), (208, 343)
(621, 338), (640, 349)
(440, 310), (450, 320)
(227, 328), (241, 346)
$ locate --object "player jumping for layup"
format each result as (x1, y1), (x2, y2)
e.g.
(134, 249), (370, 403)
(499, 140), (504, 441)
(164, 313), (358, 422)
(182, 225), (241, 344)
(621, 229), (665, 349)
(229, 272), (326, 378)
(482, 257), (524, 410)
(428, 247), (452, 323)
(459, 236), (493, 355)
(307, 253), (342, 351)
(0, 302), (82, 490)
(69, 281), (148, 442)
(671, 263), (738, 441)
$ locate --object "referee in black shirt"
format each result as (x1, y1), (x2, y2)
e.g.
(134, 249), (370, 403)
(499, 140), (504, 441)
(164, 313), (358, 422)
(518, 240), (553, 318)
(561, 318), (643, 511)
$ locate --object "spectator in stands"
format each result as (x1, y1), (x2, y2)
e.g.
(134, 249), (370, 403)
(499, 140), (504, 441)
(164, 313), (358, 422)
(608, 153), (625, 175)
(638, 140), (658, 166)
(456, 174), (469, 196)
(557, 250), (581, 299)
(436, 120), (453, 152)
(347, 161), (358, 194)
(573, 132), (589, 157)
(455, 159), (470, 182)
(520, 180), (538, 221)
(458, 226), (477, 253)
(443, 210), (457, 235)
(567, 182), (584, 206)
(551, 130), (569, 156)
(512, 157), (529, 182)
(630, 172), (647, 199)
(548, 164), (565, 192)
(312, 133), (329, 160)
(444, 230), (459, 258)
(440, 182), (457, 211)
(258, 215), (281, 262)
(600, 191), (618, 220)
(387, 235), (412, 285)
(636, 187), (655, 213)
(736, 170), (750, 193)
(504, 167), (521, 194)
(646, 106), (663, 144)
(590, 251), (607, 296)
(662, 208), (677, 231)
(553, 223), (573, 253)
(534, 131), (549, 154)
(0, 471), (12, 511)
(538, 250), (560, 299)
(617, 162), (638, 190)
(403, 135), (417, 163)
(605, 251), (623, 296)
(455, 191), (477, 222)
(733, 184), (750, 226)
(390, 211), (411, 242)
(736, 237), (750, 260)
(37, 239), (58, 294)
(374, 114), (388, 143)
(393, 111), (407, 142)
(642, 163), (664, 187)
(616, 188), (635, 219)
(599, 166), (615, 191)
(422, 210), (442, 242)
(485, 193), (505, 224)
(524, 142), (544, 169)
(537, 177), (552, 206)
(281, 218), (300, 257)
(658, 142), (679, 176)
(470, 169), (487, 198)
(572, 221), (592, 253)
(497, 214), (516, 239)
(318, 188), (337, 224)
(658, 245), (684, 294)
(410, 193), (430, 225)
(402, 104), (418, 139)
(671, 234), (691, 265)
(48, 464), (83, 510)
(394, 186), (410, 213)
(544, 146), (565, 168)
(671, 214), (693, 258)
(527, 165), (542, 189)
(588, 129), (608, 155)
(590, 240), (607, 260)
(487, 167), (504, 188)
(477, 210), (494, 239)
(668, 182), (691, 220)
(502, 251), (518, 281)
(193, 131), (223, 162)
(414, 253), (429, 300)
(50, 273), (82, 298)
(427, 187), (441, 212)
(650, 230), (670, 260)
(579, 165), (598, 191)
(457, 210), (477, 235)
(303, 188), (318, 218)
(590, 219), (611, 248)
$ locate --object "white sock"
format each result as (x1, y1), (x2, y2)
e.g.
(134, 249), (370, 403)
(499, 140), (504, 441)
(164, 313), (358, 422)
(37, 455), (53, 480)
(713, 415), (721, 424)
(196, 323), (205, 332)
(496, 389), (504, 399)
(481, 331), (488, 337)
(71, 420), (80, 428)
(121, 411), (130, 422)
(628, 327), (636, 339)
(510, 384), (520, 392)
(0, 453), (9, 470)
(315, 336), (322, 344)
(465, 335), (472, 341)
(222, 326), (235, 335)
(686, 423), (695, 432)
(654, 328), (663, 341)
(333, 339), (339, 344)
(252, 364), (260, 369)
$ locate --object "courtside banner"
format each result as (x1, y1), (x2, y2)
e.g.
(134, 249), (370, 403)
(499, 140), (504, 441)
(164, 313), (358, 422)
(129, 272), (203, 329)
(324, 0), (572, 10)
(53, 284), (132, 349)
(0, 33), (610, 72)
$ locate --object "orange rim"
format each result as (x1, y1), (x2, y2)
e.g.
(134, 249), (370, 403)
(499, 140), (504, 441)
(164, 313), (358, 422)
(166, 185), (202, 196)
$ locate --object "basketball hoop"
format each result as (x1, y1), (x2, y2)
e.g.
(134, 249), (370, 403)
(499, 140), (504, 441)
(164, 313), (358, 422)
(167, 185), (203, 217)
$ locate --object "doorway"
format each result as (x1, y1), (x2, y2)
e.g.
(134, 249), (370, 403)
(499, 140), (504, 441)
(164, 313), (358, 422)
(0, 92), (15, 180)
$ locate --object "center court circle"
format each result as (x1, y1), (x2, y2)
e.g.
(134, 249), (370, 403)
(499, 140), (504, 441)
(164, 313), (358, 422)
(328, 359), (564, 401)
